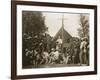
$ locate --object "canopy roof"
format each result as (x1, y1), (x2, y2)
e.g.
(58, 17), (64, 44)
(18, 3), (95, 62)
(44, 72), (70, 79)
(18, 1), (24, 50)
(52, 27), (72, 43)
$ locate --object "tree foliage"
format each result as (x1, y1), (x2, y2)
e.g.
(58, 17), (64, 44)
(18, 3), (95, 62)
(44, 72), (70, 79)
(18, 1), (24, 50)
(22, 11), (47, 34)
(78, 14), (89, 38)
(22, 11), (48, 66)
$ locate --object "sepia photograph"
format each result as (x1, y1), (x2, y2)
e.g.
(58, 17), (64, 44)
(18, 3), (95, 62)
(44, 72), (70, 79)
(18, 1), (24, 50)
(11, 1), (97, 79)
(22, 11), (90, 69)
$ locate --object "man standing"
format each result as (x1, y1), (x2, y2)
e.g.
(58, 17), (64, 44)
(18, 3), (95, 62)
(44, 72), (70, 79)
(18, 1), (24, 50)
(79, 37), (88, 65)
(56, 36), (62, 50)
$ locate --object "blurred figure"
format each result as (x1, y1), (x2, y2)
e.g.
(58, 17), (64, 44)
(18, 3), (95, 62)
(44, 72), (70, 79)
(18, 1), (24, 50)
(56, 36), (62, 50)
(42, 51), (49, 64)
(49, 48), (56, 64)
(79, 37), (88, 65)
(63, 48), (71, 64)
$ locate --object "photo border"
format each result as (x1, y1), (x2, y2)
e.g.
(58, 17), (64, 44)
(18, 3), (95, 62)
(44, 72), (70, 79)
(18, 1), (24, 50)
(11, 1), (97, 80)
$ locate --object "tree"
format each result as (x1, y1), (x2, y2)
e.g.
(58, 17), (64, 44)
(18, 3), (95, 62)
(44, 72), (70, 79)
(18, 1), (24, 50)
(22, 11), (48, 67)
(22, 11), (47, 34)
(77, 14), (89, 65)
(78, 14), (89, 39)
(22, 11), (47, 50)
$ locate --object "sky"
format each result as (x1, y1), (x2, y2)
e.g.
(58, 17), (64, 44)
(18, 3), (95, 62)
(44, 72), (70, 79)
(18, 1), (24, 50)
(43, 12), (89, 38)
